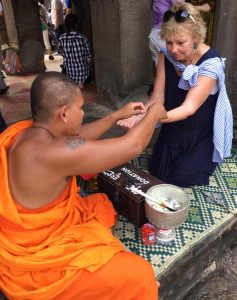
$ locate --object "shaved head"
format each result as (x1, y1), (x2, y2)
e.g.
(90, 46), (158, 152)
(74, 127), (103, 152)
(31, 72), (81, 121)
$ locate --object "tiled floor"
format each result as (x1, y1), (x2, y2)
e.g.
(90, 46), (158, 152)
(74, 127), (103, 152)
(0, 54), (98, 126)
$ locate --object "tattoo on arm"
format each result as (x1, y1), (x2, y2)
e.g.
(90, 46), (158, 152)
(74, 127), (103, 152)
(64, 137), (85, 150)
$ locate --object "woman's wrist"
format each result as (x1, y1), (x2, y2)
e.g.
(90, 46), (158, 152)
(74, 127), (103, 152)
(159, 112), (171, 123)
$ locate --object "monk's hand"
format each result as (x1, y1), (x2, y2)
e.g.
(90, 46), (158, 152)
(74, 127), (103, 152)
(116, 102), (146, 129)
(115, 102), (146, 125)
(120, 102), (146, 118)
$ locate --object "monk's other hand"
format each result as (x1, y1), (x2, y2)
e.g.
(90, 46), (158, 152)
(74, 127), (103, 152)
(115, 102), (146, 124)
(119, 102), (146, 118)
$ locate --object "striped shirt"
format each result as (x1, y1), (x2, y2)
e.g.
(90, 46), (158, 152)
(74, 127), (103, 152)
(162, 48), (233, 163)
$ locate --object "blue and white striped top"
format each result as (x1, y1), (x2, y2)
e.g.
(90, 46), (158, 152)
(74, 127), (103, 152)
(161, 48), (233, 163)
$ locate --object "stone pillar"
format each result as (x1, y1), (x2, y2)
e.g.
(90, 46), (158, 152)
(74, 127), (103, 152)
(90, 0), (152, 107)
(3, 0), (45, 73)
(1, 0), (19, 49)
(212, 0), (237, 142)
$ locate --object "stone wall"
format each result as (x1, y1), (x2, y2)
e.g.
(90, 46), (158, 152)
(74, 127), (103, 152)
(90, 0), (152, 107)
(212, 0), (237, 142)
(0, 5), (8, 45)
(10, 0), (45, 73)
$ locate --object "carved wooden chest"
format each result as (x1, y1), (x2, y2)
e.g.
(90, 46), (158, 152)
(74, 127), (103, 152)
(98, 163), (163, 227)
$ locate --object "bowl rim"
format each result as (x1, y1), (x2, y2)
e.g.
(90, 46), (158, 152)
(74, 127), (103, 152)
(145, 183), (190, 214)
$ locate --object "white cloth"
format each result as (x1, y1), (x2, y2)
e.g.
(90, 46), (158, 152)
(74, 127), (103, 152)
(148, 27), (166, 65)
(162, 48), (233, 163)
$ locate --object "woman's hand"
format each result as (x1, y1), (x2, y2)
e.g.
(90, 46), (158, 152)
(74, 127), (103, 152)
(117, 113), (145, 129)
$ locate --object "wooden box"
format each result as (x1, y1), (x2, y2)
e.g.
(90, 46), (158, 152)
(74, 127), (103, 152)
(98, 163), (163, 227)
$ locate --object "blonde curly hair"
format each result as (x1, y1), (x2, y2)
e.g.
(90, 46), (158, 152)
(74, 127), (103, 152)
(160, 2), (207, 44)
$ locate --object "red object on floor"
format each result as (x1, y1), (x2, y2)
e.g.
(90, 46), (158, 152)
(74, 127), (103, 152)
(80, 173), (98, 181)
(141, 223), (156, 246)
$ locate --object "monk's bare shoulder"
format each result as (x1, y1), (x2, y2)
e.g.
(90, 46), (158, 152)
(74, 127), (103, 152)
(63, 136), (86, 150)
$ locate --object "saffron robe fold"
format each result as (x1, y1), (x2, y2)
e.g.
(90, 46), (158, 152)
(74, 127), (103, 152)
(0, 121), (158, 300)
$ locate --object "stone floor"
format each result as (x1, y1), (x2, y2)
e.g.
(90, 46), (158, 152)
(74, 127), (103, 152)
(0, 54), (98, 126)
(188, 245), (237, 300)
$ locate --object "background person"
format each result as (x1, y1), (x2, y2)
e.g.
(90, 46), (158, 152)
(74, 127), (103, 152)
(65, 0), (83, 26)
(58, 13), (92, 88)
(118, 2), (233, 187)
(65, 0), (72, 14)
(38, 0), (54, 60)
(42, 0), (51, 11)
(51, 0), (65, 41)
(0, 71), (167, 300)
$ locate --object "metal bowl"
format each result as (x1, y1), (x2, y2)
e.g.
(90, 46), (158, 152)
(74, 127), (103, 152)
(145, 184), (190, 228)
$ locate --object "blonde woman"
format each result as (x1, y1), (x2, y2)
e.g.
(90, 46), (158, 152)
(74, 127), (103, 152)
(118, 2), (233, 187)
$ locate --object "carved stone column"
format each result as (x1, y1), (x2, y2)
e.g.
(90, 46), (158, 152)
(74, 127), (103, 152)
(1, 0), (19, 49)
(90, 0), (153, 107)
(2, 0), (45, 73)
(212, 0), (237, 143)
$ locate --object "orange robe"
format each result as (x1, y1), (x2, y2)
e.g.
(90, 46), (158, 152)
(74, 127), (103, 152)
(0, 121), (158, 300)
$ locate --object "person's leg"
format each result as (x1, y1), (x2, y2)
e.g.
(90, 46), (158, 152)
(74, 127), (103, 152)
(81, 193), (117, 228)
(42, 29), (54, 60)
(66, 193), (157, 298)
(55, 251), (158, 300)
(55, 25), (64, 40)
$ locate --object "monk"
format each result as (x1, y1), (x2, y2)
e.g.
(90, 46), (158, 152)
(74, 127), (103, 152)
(0, 71), (166, 300)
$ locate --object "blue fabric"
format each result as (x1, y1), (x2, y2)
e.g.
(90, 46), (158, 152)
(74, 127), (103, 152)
(161, 48), (233, 163)
(149, 48), (233, 187)
(66, 0), (72, 8)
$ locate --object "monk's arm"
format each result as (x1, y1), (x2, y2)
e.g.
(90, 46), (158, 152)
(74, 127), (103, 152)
(116, 54), (165, 129)
(79, 102), (146, 140)
(50, 102), (166, 175)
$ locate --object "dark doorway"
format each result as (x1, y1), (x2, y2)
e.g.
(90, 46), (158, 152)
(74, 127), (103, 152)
(188, 0), (216, 45)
